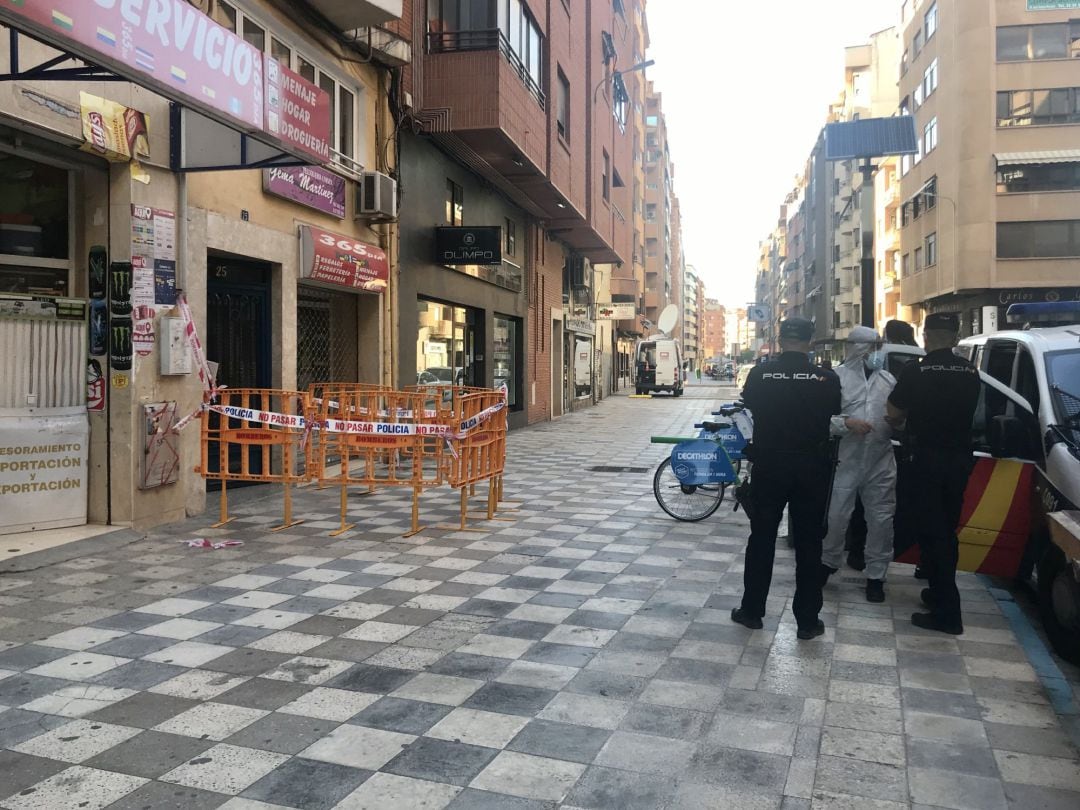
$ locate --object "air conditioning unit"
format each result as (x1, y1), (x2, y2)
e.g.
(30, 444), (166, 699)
(356, 171), (397, 220)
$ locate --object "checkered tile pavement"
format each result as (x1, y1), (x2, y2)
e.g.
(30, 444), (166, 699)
(1, 384), (1078, 809)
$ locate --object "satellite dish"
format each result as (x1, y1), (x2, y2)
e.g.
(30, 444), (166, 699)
(657, 304), (679, 336)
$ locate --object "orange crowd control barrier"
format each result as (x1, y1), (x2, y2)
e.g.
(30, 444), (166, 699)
(197, 389), (308, 530)
(440, 389), (510, 531)
(311, 387), (447, 537)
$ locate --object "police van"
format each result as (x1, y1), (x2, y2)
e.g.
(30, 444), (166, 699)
(956, 302), (1080, 664)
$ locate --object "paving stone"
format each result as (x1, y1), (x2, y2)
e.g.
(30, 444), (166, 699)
(565, 765), (677, 810)
(84, 730), (214, 778)
(241, 757), (371, 809)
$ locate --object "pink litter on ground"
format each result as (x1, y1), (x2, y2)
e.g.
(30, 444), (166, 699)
(182, 538), (244, 550)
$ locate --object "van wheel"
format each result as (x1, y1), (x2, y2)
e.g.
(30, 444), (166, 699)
(1036, 543), (1080, 666)
(673, 389), (683, 398)
(635, 387), (643, 395)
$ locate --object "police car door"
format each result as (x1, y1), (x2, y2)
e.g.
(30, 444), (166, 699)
(956, 366), (1041, 579)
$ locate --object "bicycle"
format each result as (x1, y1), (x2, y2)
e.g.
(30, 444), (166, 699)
(650, 403), (753, 522)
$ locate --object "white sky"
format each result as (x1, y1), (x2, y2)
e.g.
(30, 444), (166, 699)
(646, 0), (901, 309)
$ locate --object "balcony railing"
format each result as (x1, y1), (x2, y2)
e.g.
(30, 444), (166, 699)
(427, 29), (545, 110)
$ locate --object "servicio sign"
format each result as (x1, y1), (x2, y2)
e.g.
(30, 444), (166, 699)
(0, 0), (332, 165)
(0, 0), (265, 131)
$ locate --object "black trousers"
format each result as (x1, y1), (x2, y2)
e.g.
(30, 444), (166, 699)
(741, 452), (832, 629)
(906, 447), (974, 625)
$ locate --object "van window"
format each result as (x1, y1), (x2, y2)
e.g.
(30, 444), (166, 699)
(1015, 348), (1041, 416)
(637, 343), (656, 367)
(986, 341), (1016, 386)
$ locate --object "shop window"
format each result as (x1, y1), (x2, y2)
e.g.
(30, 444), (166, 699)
(417, 300), (478, 391)
(504, 218), (516, 257)
(573, 337), (593, 399)
(494, 315), (521, 409)
(445, 179), (463, 226)
(0, 153), (72, 295)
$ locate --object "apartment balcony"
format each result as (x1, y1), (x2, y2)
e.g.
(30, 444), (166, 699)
(644, 290), (662, 311)
(306, 0), (401, 29)
(610, 276), (639, 300)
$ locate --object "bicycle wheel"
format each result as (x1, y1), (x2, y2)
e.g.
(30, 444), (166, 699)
(653, 458), (725, 522)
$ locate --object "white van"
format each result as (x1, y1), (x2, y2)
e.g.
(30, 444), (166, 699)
(957, 302), (1080, 664)
(635, 338), (683, 397)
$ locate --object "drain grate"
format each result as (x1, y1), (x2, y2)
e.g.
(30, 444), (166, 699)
(585, 466), (650, 474)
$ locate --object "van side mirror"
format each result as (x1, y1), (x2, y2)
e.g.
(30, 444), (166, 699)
(989, 415), (1024, 459)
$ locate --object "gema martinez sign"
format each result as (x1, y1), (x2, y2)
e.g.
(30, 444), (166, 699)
(436, 227), (502, 266)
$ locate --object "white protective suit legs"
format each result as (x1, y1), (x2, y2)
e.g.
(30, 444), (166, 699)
(821, 339), (898, 582)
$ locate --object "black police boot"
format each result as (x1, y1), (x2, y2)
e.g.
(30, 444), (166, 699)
(819, 564), (838, 587)
(847, 548), (866, 572)
(920, 588), (934, 608)
(730, 608), (763, 630)
(914, 566), (928, 580)
(911, 612), (963, 635)
(865, 579), (885, 603)
(797, 620), (826, 640)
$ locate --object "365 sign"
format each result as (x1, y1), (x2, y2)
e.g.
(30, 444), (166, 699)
(299, 225), (389, 294)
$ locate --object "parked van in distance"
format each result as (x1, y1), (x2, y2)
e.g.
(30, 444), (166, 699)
(636, 338), (683, 397)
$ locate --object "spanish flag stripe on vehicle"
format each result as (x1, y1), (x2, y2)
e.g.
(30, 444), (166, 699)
(958, 457), (996, 528)
(956, 459), (1029, 576)
(976, 463), (1034, 578)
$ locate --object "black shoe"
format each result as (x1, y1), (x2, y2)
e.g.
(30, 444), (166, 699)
(911, 612), (963, 635)
(820, 564), (839, 587)
(731, 608), (763, 630)
(866, 579), (885, 603)
(920, 588), (934, 608)
(847, 550), (866, 572)
(797, 620), (826, 640)
(914, 566), (928, 580)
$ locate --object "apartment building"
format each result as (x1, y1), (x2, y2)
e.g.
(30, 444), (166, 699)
(898, 0), (1080, 334)
(702, 299), (727, 361)
(391, 0), (643, 420)
(683, 264), (701, 370)
(643, 84), (675, 330)
(0, 0), (402, 533)
(831, 29), (900, 340)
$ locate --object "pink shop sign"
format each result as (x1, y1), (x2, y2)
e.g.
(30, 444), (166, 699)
(263, 166), (346, 218)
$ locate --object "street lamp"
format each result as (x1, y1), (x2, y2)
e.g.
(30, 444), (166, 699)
(593, 59), (655, 102)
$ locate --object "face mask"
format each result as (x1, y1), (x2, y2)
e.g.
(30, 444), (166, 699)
(865, 351), (885, 372)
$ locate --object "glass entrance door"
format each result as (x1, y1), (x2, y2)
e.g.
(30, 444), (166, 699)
(417, 299), (481, 388)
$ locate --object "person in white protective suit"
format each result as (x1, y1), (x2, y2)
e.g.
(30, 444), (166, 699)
(820, 326), (897, 603)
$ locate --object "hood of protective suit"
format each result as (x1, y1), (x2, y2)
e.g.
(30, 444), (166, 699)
(843, 325), (880, 365)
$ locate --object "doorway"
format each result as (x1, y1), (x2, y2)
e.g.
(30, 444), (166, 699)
(417, 299), (482, 388)
(205, 257), (272, 487)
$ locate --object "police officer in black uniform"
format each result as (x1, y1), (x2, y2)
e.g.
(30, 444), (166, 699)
(886, 312), (980, 635)
(732, 318), (842, 640)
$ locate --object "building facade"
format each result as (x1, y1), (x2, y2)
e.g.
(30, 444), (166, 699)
(392, 0), (644, 421)
(898, 0), (1080, 335)
(0, 0), (402, 533)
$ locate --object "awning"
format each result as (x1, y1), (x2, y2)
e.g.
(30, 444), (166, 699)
(995, 150), (1080, 166)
